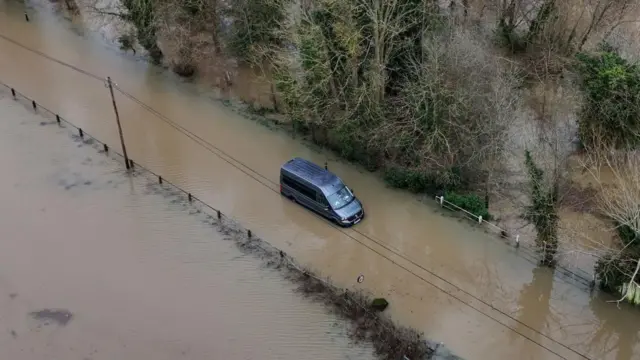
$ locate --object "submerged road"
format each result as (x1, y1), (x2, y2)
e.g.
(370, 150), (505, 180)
(0, 1), (638, 359)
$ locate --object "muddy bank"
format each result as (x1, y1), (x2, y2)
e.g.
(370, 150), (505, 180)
(0, 87), (459, 360)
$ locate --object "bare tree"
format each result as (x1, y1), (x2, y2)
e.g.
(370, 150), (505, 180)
(358, 0), (426, 102)
(84, 0), (163, 62)
(370, 27), (521, 187)
(52, 0), (80, 13)
(153, 0), (223, 76)
(480, 0), (637, 57)
(581, 136), (640, 304)
(270, 1), (523, 187)
(497, 53), (585, 265)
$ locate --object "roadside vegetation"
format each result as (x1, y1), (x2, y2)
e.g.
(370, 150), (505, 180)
(77, 0), (640, 305)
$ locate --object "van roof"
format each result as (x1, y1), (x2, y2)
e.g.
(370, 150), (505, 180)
(281, 157), (344, 195)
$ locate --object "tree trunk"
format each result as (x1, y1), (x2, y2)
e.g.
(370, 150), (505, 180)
(526, 0), (556, 47)
(371, 0), (385, 103)
(270, 82), (279, 112)
(211, 0), (221, 54)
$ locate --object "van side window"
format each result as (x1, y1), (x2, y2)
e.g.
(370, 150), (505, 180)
(282, 176), (297, 191)
(297, 183), (316, 199)
(316, 192), (328, 206)
(283, 175), (316, 200)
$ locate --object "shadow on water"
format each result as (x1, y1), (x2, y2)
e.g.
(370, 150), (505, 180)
(511, 266), (555, 359)
(586, 292), (640, 360)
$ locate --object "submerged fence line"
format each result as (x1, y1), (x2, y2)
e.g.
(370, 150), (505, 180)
(112, 69), (595, 288)
(0, 81), (598, 360)
(0, 82), (434, 360)
(1, 85), (229, 234)
(1, 78), (596, 288)
(434, 196), (595, 288)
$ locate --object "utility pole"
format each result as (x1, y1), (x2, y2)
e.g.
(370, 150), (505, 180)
(106, 77), (130, 170)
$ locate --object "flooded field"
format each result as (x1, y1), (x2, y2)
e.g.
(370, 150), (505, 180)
(0, 92), (376, 360)
(1, 0), (640, 359)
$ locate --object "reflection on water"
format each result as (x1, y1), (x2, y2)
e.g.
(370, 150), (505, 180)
(512, 267), (555, 359)
(0, 93), (374, 360)
(587, 293), (639, 360)
(1, 1), (640, 358)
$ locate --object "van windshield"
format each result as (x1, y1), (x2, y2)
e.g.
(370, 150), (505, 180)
(327, 186), (354, 210)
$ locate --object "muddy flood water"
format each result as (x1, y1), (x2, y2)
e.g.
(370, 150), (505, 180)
(1, 1), (640, 359)
(0, 92), (377, 360)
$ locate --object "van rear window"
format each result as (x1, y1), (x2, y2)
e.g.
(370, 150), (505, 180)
(282, 176), (296, 189)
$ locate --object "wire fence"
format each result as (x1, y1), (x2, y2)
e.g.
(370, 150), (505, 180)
(434, 194), (595, 289)
(0, 82), (436, 360)
(0, 10), (598, 293)
(0, 79), (596, 360)
(0, 86), (239, 236)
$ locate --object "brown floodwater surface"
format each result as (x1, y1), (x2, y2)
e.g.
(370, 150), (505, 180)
(0, 92), (375, 360)
(1, 1), (640, 359)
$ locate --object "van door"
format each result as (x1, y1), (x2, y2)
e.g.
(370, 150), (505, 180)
(316, 192), (332, 218)
(293, 179), (319, 209)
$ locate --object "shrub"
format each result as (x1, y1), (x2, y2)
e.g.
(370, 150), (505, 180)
(117, 34), (135, 53)
(576, 46), (640, 149)
(618, 223), (640, 246)
(224, 0), (289, 64)
(523, 150), (559, 266)
(383, 167), (437, 194)
(383, 166), (467, 195)
(595, 252), (636, 293)
(496, 20), (527, 53)
(121, 0), (163, 63)
(171, 61), (196, 77)
(596, 224), (640, 295)
(444, 191), (492, 221)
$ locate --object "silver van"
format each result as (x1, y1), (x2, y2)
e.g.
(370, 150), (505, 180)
(280, 158), (364, 227)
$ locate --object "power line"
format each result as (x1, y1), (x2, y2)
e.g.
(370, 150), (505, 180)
(0, 33), (593, 360)
(0, 27), (592, 284)
(115, 84), (591, 360)
(0, 33), (104, 81)
(0, 82), (406, 359)
(113, 86), (280, 191)
(0, 29), (594, 290)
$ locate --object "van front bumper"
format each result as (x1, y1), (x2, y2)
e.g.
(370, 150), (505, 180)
(341, 210), (364, 226)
